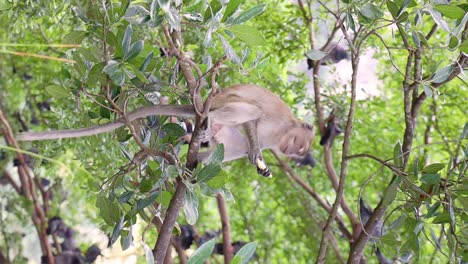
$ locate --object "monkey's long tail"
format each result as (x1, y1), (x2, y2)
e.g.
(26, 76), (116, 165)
(17, 105), (196, 141)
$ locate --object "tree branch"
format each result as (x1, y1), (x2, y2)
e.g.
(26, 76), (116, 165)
(153, 24), (223, 263)
(0, 111), (55, 264)
(317, 45), (360, 263)
(217, 193), (233, 264)
(272, 151), (352, 240)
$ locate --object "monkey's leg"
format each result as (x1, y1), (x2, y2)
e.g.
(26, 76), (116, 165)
(243, 121), (272, 177)
(209, 102), (261, 126)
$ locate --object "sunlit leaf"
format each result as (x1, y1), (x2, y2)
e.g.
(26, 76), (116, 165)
(136, 192), (159, 210)
(46, 85), (69, 98)
(197, 164), (222, 183)
(208, 144), (224, 164)
(124, 40), (144, 61)
(393, 142), (403, 168)
(110, 216), (125, 246)
(420, 173), (441, 185)
(184, 190), (199, 224)
(434, 5), (465, 19)
(187, 238), (215, 264)
(223, 0), (244, 22)
(226, 25), (266, 46)
(161, 123), (187, 137)
(234, 241), (257, 264)
(218, 34), (241, 64)
(422, 83), (433, 98)
(360, 4), (384, 20)
(63, 31), (87, 44)
(230, 4), (267, 24)
(422, 163), (445, 173)
(122, 25), (133, 56)
(432, 65), (453, 83)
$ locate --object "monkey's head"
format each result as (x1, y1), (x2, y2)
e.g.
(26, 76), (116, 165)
(279, 122), (314, 157)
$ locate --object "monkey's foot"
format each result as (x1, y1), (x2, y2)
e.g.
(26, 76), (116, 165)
(256, 158), (272, 178)
(183, 167), (194, 180)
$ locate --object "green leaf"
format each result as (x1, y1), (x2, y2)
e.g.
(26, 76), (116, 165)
(425, 202), (441, 218)
(110, 70), (125, 86)
(386, 1), (399, 18)
(461, 123), (468, 139)
(420, 173), (441, 185)
(218, 34), (241, 64)
(411, 31), (420, 47)
(118, 0), (130, 19)
(432, 213), (450, 224)
(121, 229), (132, 250)
(122, 25), (133, 56)
(346, 13), (355, 31)
(230, 4), (267, 25)
(166, 165), (180, 178)
(140, 52), (154, 71)
(45, 85), (69, 98)
(124, 40), (144, 61)
(359, 4), (384, 20)
(393, 142), (403, 168)
(382, 176), (401, 206)
(73, 53), (86, 76)
(103, 60), (120, 75)
(231, 256), (242, 264)
(110, 216), (125, 245)
(184, 190), (199, 225)
(396, 0), (411, 16)
(305, 49), (327, 60)
(203, 0), (222, 22)
(427, 8), (450, 32)
(136, 192), (159, 210)
(118, 191), (134, 203)
(459, 39), (468, 53)
(207, 170), (229, 189)
(432, 65), (453, 83)
(222, 0), (244, 22)
(226, 25), (266, 46)
(434, 5), (465, 19)
(139, 179), (154, 193)
(157, 191), (173, 207)
(161, 123), (187, 137)
(63, 31), (87, 44)
(197, 164), (222, 183)
(449, 36), (459, 49)
(422, 83), (433, 98)
(234, 241), (257, 264)
(187, 238), (216, 264)
(96, 194), (120, 225)
(208, 144), (224, 164)
(422, 163), (445, 173)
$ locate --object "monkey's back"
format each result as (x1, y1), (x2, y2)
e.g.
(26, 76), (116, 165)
(213, 84), (295, 121)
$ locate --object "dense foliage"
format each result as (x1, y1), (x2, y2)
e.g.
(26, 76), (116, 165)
(0, 0), (467, 263)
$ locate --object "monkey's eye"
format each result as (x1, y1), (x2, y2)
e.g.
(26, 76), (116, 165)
(303, 123), (314, 131)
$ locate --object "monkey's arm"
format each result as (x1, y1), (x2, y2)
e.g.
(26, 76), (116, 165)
(243, 121), (271, 177)
(17, 105), (196, 141)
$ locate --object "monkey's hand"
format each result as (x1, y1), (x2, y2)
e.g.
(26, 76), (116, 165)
(256, 158), (272, 178)
(247, 151), (271, 178)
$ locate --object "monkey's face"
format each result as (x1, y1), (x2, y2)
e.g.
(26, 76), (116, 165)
(279, 123), (314, 157)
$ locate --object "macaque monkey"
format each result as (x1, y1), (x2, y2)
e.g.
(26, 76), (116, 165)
(17, 84), (315, 177)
